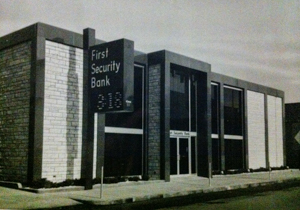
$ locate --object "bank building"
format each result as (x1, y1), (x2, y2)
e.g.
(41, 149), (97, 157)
(0, 23), (285, 184)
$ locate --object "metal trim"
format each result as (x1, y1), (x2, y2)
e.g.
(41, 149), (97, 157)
(105, 126), (143, 135)
(224, 135), (244, 140)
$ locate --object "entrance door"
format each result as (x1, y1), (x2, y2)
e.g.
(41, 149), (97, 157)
(170, 137), (191, 175)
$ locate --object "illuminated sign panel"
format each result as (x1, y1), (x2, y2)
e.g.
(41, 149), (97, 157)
(89, 39), (134, 113)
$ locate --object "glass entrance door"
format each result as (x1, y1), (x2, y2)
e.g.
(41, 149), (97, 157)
(170, 137), (192, 175)
(170, 138), (177, 175)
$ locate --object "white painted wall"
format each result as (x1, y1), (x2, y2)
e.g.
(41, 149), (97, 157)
(247, 91), (266, 169)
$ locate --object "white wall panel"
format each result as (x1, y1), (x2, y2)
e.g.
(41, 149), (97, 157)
(267, 95), (284, 167)
(268, 95), (277, 167)
(275, 97), (284, 166)
(247, 91), (266, 169)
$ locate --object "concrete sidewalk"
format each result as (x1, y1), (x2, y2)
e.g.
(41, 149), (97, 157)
(1, 169), (300, 209)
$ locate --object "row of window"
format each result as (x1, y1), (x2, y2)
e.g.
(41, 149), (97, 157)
(104, 67), (244, 136)
(212, 83), (244, 170)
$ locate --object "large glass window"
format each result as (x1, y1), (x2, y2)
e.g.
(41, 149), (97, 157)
(212, 138), (220, 171)
(191, 77), (197, 132)
(224, 87), (243, 135)
(225, 139), (244, 169)
(211, 83), (219, 134)
(104, 134), (142, 176)
(224, 86), (244, 170)
(170, 70), (189, 131)
(211, 83), (220, 171)
(104, 64), (144, 177)
(170, 66), (197, 132)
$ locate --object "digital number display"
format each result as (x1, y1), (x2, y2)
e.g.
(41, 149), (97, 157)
(96, 92), (123, 111)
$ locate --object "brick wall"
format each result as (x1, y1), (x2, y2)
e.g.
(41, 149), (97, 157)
(147, 64), (161, 179)
(0, 42), (31, 182)
(43, 41), (83, 182)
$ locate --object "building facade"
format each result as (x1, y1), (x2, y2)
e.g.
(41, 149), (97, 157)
(0, 23), (285, 183)
(285, 103), (300, 169)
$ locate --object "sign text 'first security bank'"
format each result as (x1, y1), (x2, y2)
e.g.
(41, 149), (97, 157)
(88, 39), (134, 113)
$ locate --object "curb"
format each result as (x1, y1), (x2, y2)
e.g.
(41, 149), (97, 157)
(0, 181), (84, 193)
(0, 181), (22, 189)
(21, 186), (85, 194)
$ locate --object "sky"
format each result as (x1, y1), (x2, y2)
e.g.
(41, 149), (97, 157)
(0, 0), (299, 103)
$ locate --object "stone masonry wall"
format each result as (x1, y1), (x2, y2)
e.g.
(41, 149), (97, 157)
(43, 41), (83, 182)
(148, 64), (161, 179)
(0, 42), (31, 182)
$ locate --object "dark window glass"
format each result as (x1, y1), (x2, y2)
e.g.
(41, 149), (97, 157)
(170, 138), (177, 175)
(191, 79), (197, 131)
(225, 139), (243, 169)
(224, 88), (243, 135)
(211, 84), (219, 134)
(170, 70), (189, 131)
(212, 138), (220, 171)
(104, 134), (142, 176)
(179, 138), (189, 174)
(105, 65), (143, 128)
(191, 137), (196, 173)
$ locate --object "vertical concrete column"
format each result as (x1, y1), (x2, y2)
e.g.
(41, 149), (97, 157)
(162, 61), (170, 182)
(147, 64), (162, 180)
(244, 89), (249, 169)
(219, 83), (225, 172)
(29, 34), (46, 182)
(264, 93), (270, 168)
(281, 95), (286, 166)
(96, 114), (105, 177)
(196, 72), (210, 178)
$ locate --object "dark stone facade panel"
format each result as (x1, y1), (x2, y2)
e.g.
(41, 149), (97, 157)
(285, 103), (300, 168)
(286, 103), (300, 123)
(0, 42), (32, 182)
(147, 64), (161, 179)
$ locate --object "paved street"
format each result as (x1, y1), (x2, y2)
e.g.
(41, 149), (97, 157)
(159, 186), (300, 210)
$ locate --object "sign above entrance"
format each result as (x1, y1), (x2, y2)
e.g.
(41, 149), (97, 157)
(89, 39), (134, 113)
(170, 130), (197, 137)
